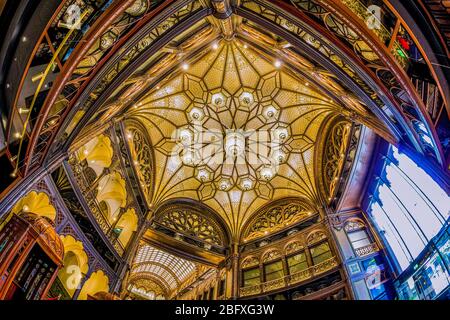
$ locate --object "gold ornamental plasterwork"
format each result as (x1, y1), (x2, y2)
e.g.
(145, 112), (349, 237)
(128, 40), (340, 238)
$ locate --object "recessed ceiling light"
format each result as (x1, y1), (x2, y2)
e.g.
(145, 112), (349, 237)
(272, 150), (286, 164)
(273, 127), (289, 142)
(197, 169), (210, 182)
(22, 36), (27, 42)
(260, 167), (274, 181)
(263, 105), (279, 120)
(240, 178), (254, 191)
(182, 63), (189, 71)
(179, 128), (192, 145)
(189, 107), (205, 122)
(239, 92), (254, 106)
(212, 42), (219, 50)
(182, 152), (194, 165)
(212, 93), (225, 107)
(219, 179), (231, 191)
(274, 59), (282, 68)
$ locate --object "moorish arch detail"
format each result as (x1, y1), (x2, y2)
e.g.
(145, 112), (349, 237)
(124, 119), (155, 204)
(316, 117), (353, 203)
(127, 276), (167, 299)
(152, 199), (231, 248)
(241, 197), (318, 242)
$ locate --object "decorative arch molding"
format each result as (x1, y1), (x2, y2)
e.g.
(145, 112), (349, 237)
(152, 199), (231, 248)
(131, 261), (181, 288)
(261, 249), (283, 263)
(343, 218), (366, 233)
(315, 115), (353, 205)
(128, 273), (171, 297)
(306, 229), (328, 245)
(284, 240), (304, 255)
(240, 197), (318, 243)
(127, 276), (166, 298)
(241, 256), (260, 268)
(124, 118), (155, 204)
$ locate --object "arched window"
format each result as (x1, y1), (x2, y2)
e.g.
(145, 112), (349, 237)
(287, 251), (308, 275)
(264, 260), (284, 282)
(344, 220), (372, 254)
(310, 242), (333, 265)
(368, 146), (449, 271)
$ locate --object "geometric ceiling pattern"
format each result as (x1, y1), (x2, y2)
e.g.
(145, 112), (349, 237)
(52, 0), (442, 299)
(127, 40), (341, 237)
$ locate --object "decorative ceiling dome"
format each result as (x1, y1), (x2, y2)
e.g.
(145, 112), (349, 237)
(126, 40), (341, 237)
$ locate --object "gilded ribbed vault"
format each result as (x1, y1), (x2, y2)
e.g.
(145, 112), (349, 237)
(126, 40), (343, 237)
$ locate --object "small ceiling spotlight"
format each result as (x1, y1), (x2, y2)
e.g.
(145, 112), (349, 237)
(240, 178), (254, 191)
(14, 132), (21, 139)
(83, 149), (89, 156)
(212, 42), (219, 50)
(262, 105), (279, 121)
(273, 127), (289, 142)
(260, 167), (275, 181)
(219, 179), (231, 191)
(274, 59), (282, 68)
(211, 93), (226, 108)
(243, 44), (248, 49)
(239, 91), (254, 107)
(305, 82), (309, 86)
(197, 169), (210, 182)
(182, 152), (194, 165)
(179, 128), (193, 145)
(22, 36), (27, 42)
(22, 205), (29, 212)
(182, 63), (189, 71)
(272, 150), (287, 164)
(126, 132), (133, 139)
(189, 107), (205, 122)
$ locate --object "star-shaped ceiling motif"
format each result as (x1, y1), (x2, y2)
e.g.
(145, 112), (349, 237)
(127, 40), (341, 236)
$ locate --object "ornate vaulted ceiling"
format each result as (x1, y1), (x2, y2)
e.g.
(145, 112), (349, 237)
(63, 0), (396, 242)
(126, 39), (342, 237)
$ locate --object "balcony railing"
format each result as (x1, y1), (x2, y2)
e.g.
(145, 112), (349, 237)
(239, 257), (339, 297)
(355, 243), (379, 257)
(70, 156), (124, 256)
